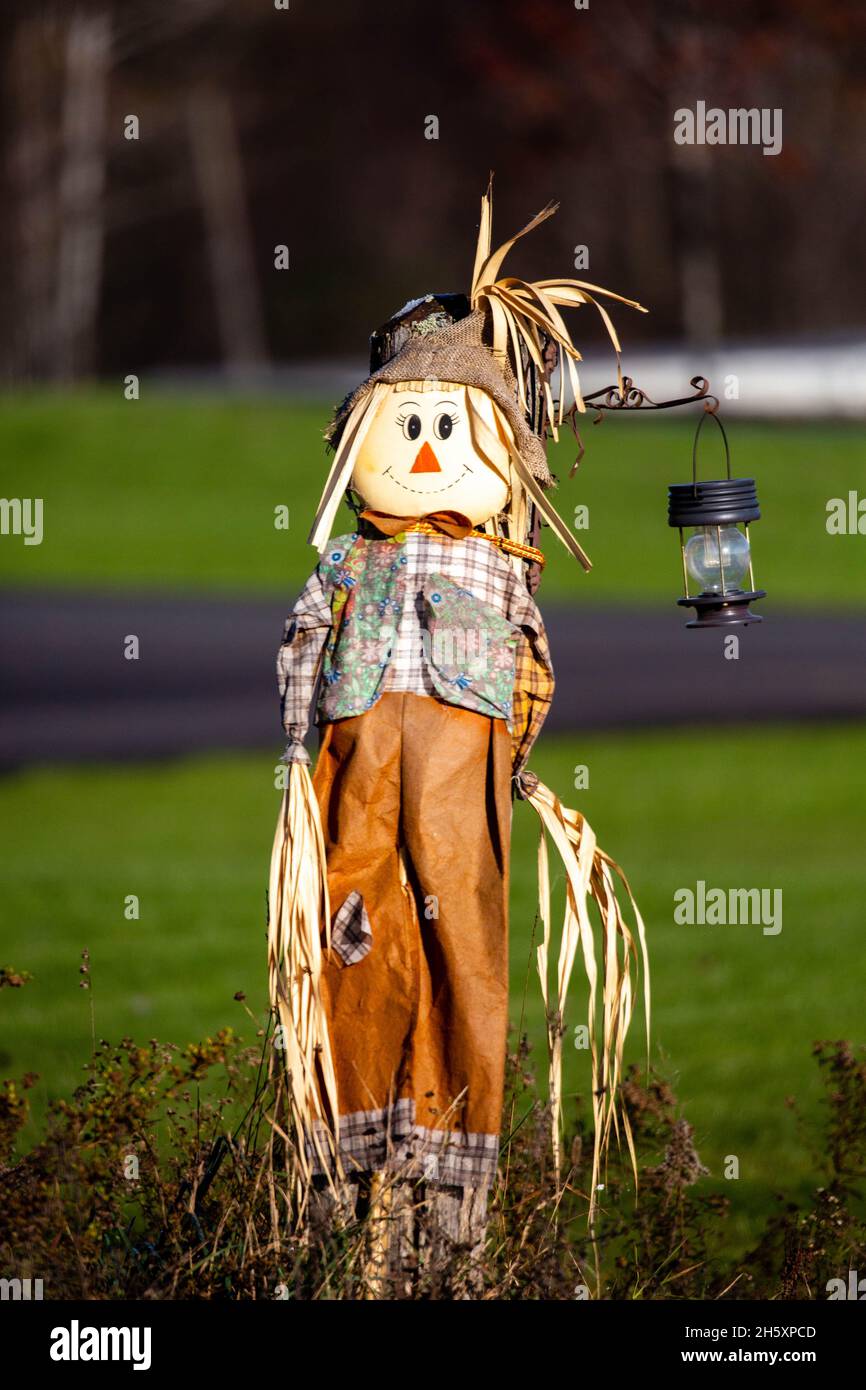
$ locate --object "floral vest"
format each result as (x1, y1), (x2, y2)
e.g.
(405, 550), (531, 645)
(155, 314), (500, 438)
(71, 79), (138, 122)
(315, 532), (524, 726)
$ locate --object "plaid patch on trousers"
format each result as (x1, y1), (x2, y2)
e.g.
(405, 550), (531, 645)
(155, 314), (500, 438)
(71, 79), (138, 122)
(330, 891), (373, 965)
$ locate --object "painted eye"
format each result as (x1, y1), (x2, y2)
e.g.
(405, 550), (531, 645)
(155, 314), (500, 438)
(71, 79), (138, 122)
(400, 413), (422, 441)
(434, 412), (455, 440)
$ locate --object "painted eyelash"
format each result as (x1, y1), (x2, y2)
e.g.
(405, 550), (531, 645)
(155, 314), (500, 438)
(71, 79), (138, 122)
(394, 409), (462, 426)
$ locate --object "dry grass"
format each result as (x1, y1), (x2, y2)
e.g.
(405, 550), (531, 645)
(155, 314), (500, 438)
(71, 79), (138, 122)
(1, 964), (864, 1301)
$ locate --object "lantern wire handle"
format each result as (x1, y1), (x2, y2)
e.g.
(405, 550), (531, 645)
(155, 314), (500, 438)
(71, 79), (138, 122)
(691, 408), (731, 494)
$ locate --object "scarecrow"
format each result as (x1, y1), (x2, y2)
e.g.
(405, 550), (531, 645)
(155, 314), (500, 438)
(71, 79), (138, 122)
(267, 183), (650, 1260)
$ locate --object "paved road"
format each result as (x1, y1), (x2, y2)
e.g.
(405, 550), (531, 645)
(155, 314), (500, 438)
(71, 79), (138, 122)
(1, 589), (864, 769)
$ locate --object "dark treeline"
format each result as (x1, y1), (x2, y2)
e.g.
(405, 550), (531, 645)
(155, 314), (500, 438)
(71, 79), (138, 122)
(1, 0), (863, 382)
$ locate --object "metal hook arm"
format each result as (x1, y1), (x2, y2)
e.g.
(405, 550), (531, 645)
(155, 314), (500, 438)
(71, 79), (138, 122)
(566, 375), (721, 476)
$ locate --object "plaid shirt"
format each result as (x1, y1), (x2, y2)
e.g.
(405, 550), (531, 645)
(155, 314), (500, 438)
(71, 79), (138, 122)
(277, 531), (554, 775)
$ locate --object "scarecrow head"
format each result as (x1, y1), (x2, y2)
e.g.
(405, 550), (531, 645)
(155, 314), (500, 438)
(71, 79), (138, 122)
(350, 379), (510, 528)
(309, 181), (646, 571)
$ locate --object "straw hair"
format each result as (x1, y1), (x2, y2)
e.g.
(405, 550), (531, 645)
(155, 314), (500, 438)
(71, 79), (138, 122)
(466, 387), (593, 572)
(309, 382), (392, 552)
(470, 174), (647, 434)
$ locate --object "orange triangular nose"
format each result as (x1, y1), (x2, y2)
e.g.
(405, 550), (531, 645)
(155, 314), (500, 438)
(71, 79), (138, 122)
(410, 441), (441, 473)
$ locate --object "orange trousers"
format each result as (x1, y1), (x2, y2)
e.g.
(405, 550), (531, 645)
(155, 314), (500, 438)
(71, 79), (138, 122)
(312, 692), (513, 1188)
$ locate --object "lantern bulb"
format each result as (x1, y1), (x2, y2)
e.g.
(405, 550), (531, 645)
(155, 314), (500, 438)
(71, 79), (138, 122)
(684, 525), (750, 594)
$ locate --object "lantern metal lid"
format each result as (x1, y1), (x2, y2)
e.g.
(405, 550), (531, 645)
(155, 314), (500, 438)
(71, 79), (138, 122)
(667, 477), (761, 528)
(668, 410), (765, 629)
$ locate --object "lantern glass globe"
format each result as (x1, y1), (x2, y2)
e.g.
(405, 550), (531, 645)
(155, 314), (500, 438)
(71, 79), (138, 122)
(684, 525), (750, 594)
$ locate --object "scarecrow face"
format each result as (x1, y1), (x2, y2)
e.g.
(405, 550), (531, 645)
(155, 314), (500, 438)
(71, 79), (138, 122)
(352, 384), (510, 526)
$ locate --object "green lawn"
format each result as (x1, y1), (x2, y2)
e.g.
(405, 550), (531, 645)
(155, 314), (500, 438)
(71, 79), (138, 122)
(1, 390), (865, 607)
(1, 723), (864, 1252)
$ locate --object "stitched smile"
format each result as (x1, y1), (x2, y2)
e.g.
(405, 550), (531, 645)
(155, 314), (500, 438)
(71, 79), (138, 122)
(382, 465), (472, 495)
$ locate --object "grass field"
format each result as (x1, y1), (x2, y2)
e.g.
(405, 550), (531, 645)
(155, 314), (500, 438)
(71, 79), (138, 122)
(2, 722), (864, 1253)
(1, 390), (865, 607)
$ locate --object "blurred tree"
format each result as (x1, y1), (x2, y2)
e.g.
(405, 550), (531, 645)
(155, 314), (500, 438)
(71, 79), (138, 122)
(6, 12), (59, 380)
(53, 7), (110, 380)
(186, 78), (266, 381)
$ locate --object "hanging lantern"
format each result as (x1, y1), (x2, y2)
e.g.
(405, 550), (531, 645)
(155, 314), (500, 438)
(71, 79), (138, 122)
(668, 411), (765, 628)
